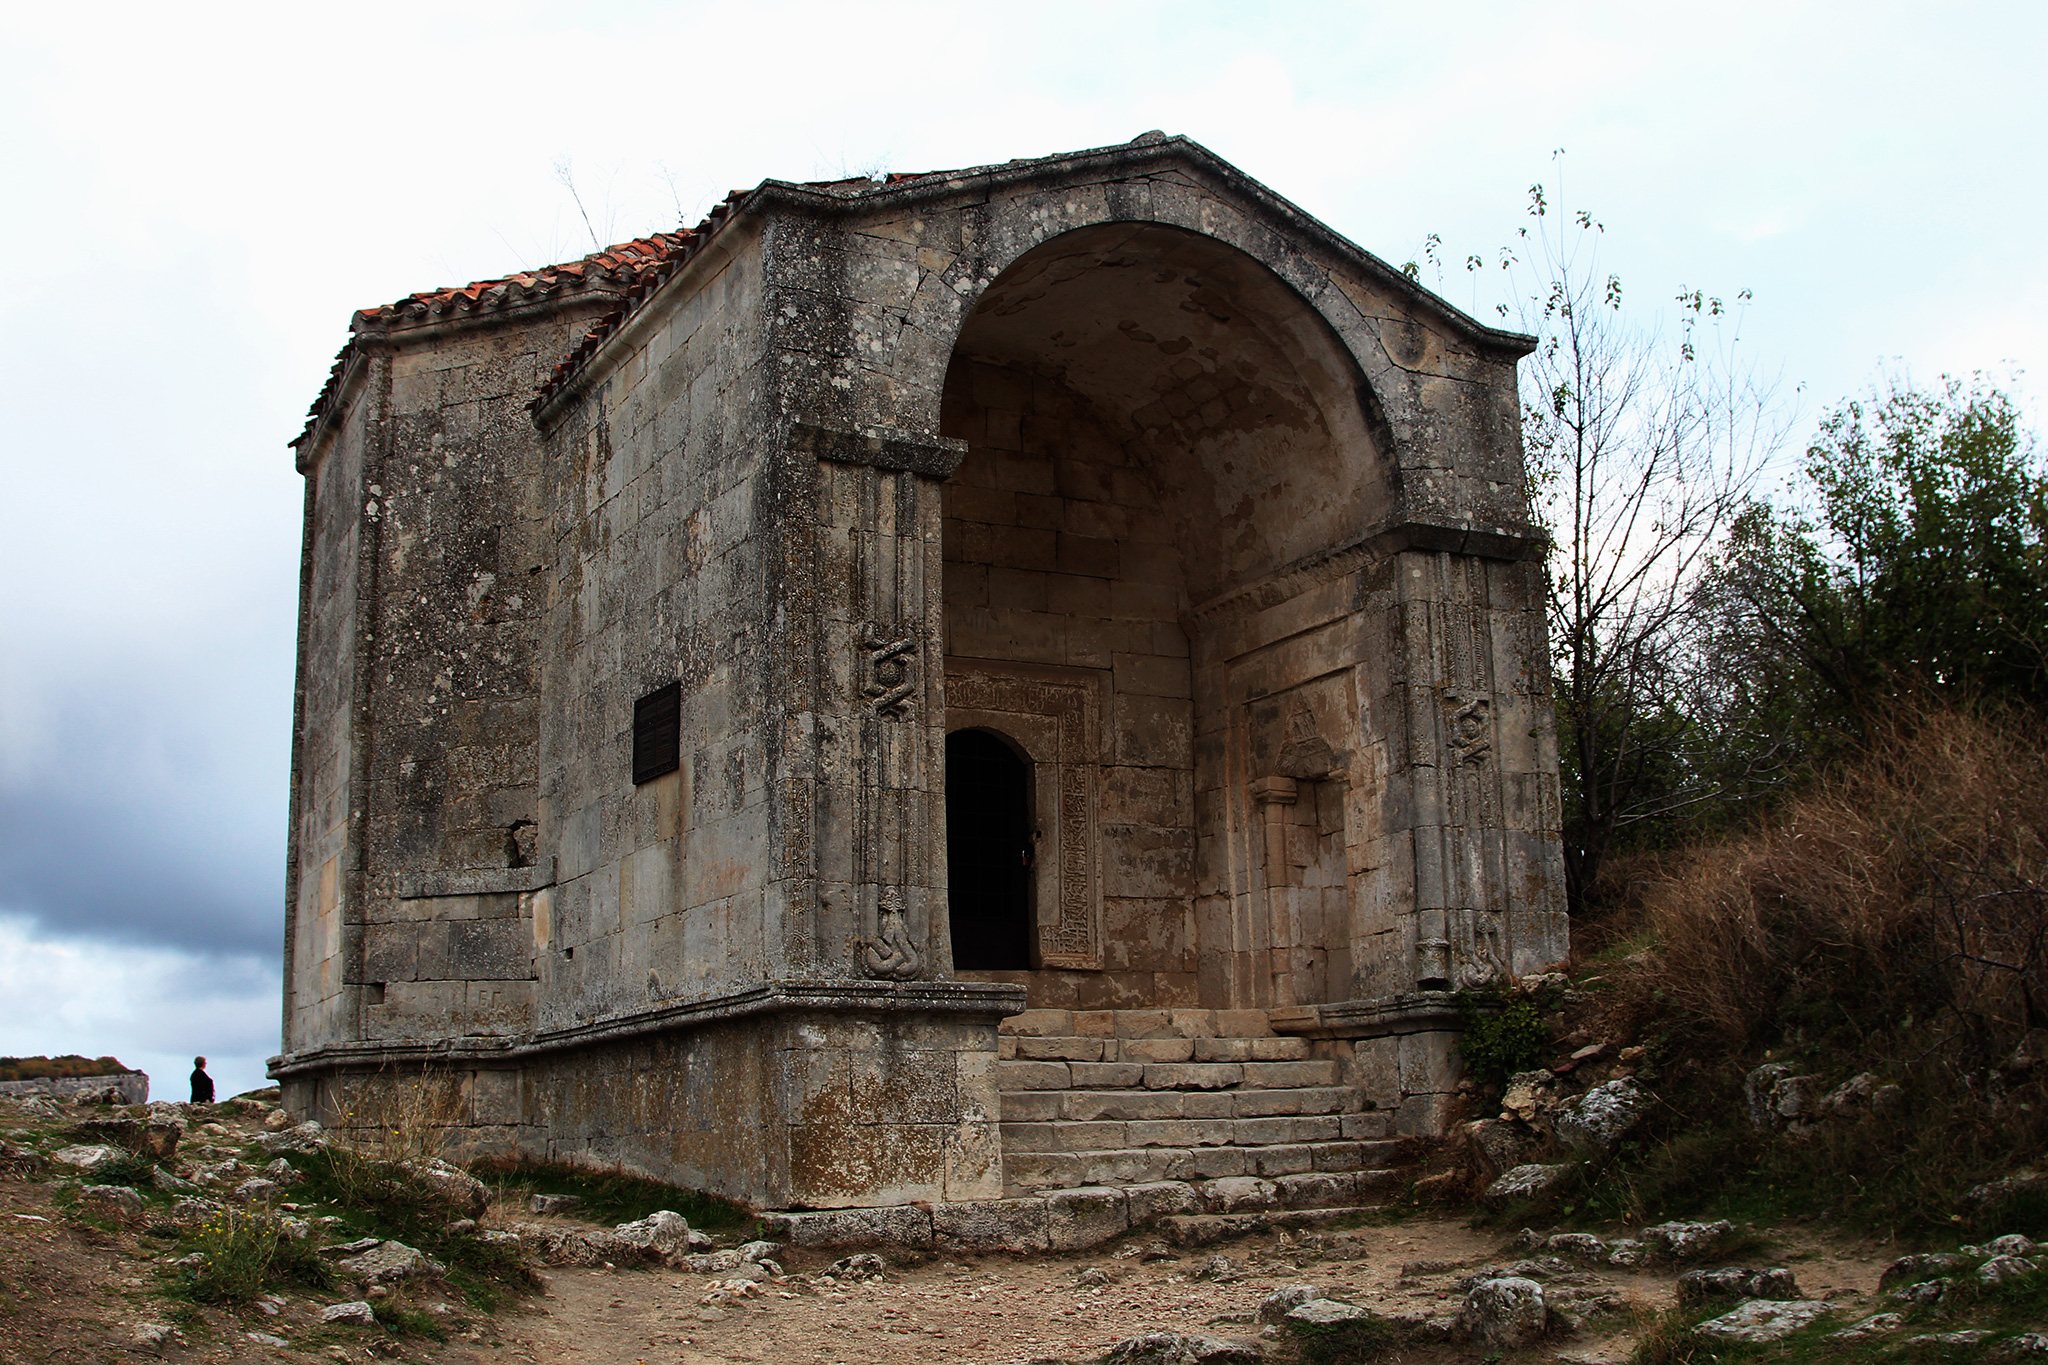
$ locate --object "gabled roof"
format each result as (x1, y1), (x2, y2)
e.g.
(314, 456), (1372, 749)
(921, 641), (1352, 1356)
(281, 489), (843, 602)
(525, 135), (1535, 417)
(296, 136), (1532, 452)
(291, 193), (750, 453)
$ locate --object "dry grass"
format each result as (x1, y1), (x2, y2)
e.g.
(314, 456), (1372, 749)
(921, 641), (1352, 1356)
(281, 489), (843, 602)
(1553, 707), (2048, 1238)
(1622, 705), (2048, 1067)
(333, 1066), (465, 1165)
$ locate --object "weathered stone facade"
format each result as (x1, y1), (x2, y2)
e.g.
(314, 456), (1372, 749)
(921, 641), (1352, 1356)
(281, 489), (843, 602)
(273, 135), (1567, 1212)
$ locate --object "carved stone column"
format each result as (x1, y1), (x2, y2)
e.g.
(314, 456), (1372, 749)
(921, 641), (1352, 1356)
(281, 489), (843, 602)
(1249, 775), (1299, 1007)
(790, 420), (963, 981)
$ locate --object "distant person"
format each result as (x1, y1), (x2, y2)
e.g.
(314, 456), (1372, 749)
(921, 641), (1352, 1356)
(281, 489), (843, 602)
(189, 1056), (215, 1105)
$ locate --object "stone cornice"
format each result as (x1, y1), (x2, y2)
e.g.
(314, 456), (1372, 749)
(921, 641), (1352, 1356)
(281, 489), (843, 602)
(266, 978), (1027, 1078)
(1186, 516), (1548, 626)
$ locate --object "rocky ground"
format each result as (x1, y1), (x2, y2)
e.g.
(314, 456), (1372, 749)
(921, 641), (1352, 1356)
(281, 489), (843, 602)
(0, 1092), (2039, 1365)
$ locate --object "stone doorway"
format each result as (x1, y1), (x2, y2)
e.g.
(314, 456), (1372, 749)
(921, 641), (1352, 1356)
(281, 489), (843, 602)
(945, 728), (1035, 970)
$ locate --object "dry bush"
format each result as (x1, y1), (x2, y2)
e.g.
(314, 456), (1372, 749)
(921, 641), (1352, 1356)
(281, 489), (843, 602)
(1624, 705), (2048, 1070)
(334, 1066), (464, 1164)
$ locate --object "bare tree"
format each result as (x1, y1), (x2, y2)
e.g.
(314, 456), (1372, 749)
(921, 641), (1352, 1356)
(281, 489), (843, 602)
(1420, 162), (1783, 907)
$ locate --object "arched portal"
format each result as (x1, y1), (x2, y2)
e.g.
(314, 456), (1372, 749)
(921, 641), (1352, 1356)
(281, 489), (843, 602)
(938, 221), (1386, 1010)
(945, 729), (1034, 971)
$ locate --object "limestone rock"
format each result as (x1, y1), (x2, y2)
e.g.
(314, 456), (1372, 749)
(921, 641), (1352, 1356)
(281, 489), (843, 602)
(1677, 1267), (1802, 1303)
(50, 1143), (124, 1174)
(1742, 1064), (1826, 1132)
(1978, 1254), (2038, 1284)
(1258, 1284), (1322, 1323)
(1986, 1234), (2039, 1258)
(1640, 1220), (1733, 1260)
(1913, 1331), (1995, 1346)
(132, 1322), (176, 1348)
(1483, 1163), (1572, 1206)
(676, 1248), (746, 1275)
(1891, 1280), (1949, 1306)
(1552, 1079), (1649, 1155)
(1500, 1070), (1559, 1123)
(1605, 1238), (1645, 1267)
(399, 1158), (488, 1218)
(334, 1239), (445, 1283)
(1880, 1252), (1974, 1289)
(1695, 1300), (1833, 1343)
(1462, 1118), (1541, 1177)
(193, 1159), (251, 1187)
(1458, 1276), (1548, 1348)
(151, 1166), (199, 1194)
(245, 1332), (289, 1347)
(1102, 1332), (1262, 1364)
(1967, 1172), (2048, 1208)
(170, 1197), (219, 1221)
(529, 1193), (582, 1215)
(1544, 1233), (1608, 1262)
(1830, 1313), (1905, 1340)
(1285, 1299), (1373, 1327)
(81, 1184), (144, 1215)
(320, 1301), (378, 1326)
(828, 1253), (887, 1281)
(262, 1108), (295, 1132)
(320, 1237), (384, 1258)
(233, 1177), (283, 1203)
(262, 1158), (302, 1186)
(611, 1210), (693, 1258)
(2000, 1333), (2048, 1355)
(255, 1121), (326, 1155)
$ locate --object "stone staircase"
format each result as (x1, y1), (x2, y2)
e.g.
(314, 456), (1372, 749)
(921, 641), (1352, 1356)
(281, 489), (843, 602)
(997, 1007), (1402, 1202)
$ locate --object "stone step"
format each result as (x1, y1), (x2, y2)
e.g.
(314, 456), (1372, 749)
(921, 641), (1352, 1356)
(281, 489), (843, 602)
(999, 1008), (1276, 1040)
(1004, 1117), (1404, 1155)
(995, 1059), (1342, 1093)
(999, 1113), (1400, 1146)
(1003, 1085), (1378, 1124)
(1000, 1035), (1313, 1063)
(1005, 1144), (1406, 1194)
(764, 1183), (1403, 1255)
(1001, 1079), (1365, 1119)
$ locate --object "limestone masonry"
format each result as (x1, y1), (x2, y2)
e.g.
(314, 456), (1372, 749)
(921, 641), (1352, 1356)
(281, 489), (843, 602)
(272, 135), (1567, 1221)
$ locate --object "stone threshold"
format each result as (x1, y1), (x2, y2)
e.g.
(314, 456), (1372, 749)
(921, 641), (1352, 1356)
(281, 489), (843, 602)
(762, 1170), (1405, 1253)
(268, 977), (1028, 1078)
(1267, 992), (1464, 1040)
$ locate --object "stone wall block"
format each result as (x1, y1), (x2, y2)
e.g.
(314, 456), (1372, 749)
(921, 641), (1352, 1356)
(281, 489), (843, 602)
(1045, 1185), (1130, 1250)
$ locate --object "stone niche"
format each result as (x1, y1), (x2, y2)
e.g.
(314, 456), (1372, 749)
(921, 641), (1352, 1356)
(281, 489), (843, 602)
(272, 135), (1567, 1208)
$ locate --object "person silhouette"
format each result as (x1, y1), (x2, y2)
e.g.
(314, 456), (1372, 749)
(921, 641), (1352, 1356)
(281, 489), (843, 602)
(189, 1056), (215, 1105)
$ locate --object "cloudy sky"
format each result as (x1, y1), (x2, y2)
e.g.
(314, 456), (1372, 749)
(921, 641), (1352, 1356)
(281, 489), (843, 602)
(1, 1), (2042, 1100)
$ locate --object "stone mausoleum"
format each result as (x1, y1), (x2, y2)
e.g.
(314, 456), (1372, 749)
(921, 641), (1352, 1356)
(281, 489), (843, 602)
(272, 135), (1567, 1236)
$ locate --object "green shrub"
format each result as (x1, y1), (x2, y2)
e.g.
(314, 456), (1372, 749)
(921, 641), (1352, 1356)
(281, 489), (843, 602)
(172, 1208), (334, 1305)
(285, 1148), (539, 1308)
(1456, 986), (1552, 1088)
(1285, 1310), (1399, 1365)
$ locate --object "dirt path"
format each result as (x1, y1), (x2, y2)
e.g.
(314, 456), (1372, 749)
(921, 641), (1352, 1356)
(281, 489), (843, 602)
(472, 1214), (1898, 1365)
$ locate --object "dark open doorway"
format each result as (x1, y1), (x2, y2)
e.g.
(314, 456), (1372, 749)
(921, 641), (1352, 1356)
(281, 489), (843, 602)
(945, 729), (1034, 970)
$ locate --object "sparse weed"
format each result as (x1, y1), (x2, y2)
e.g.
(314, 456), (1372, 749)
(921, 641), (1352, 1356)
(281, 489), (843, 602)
(468, 1155), (754, 1232)
(169, 1207), (334, 1305)
(1284, 1309), (1400, 1365)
